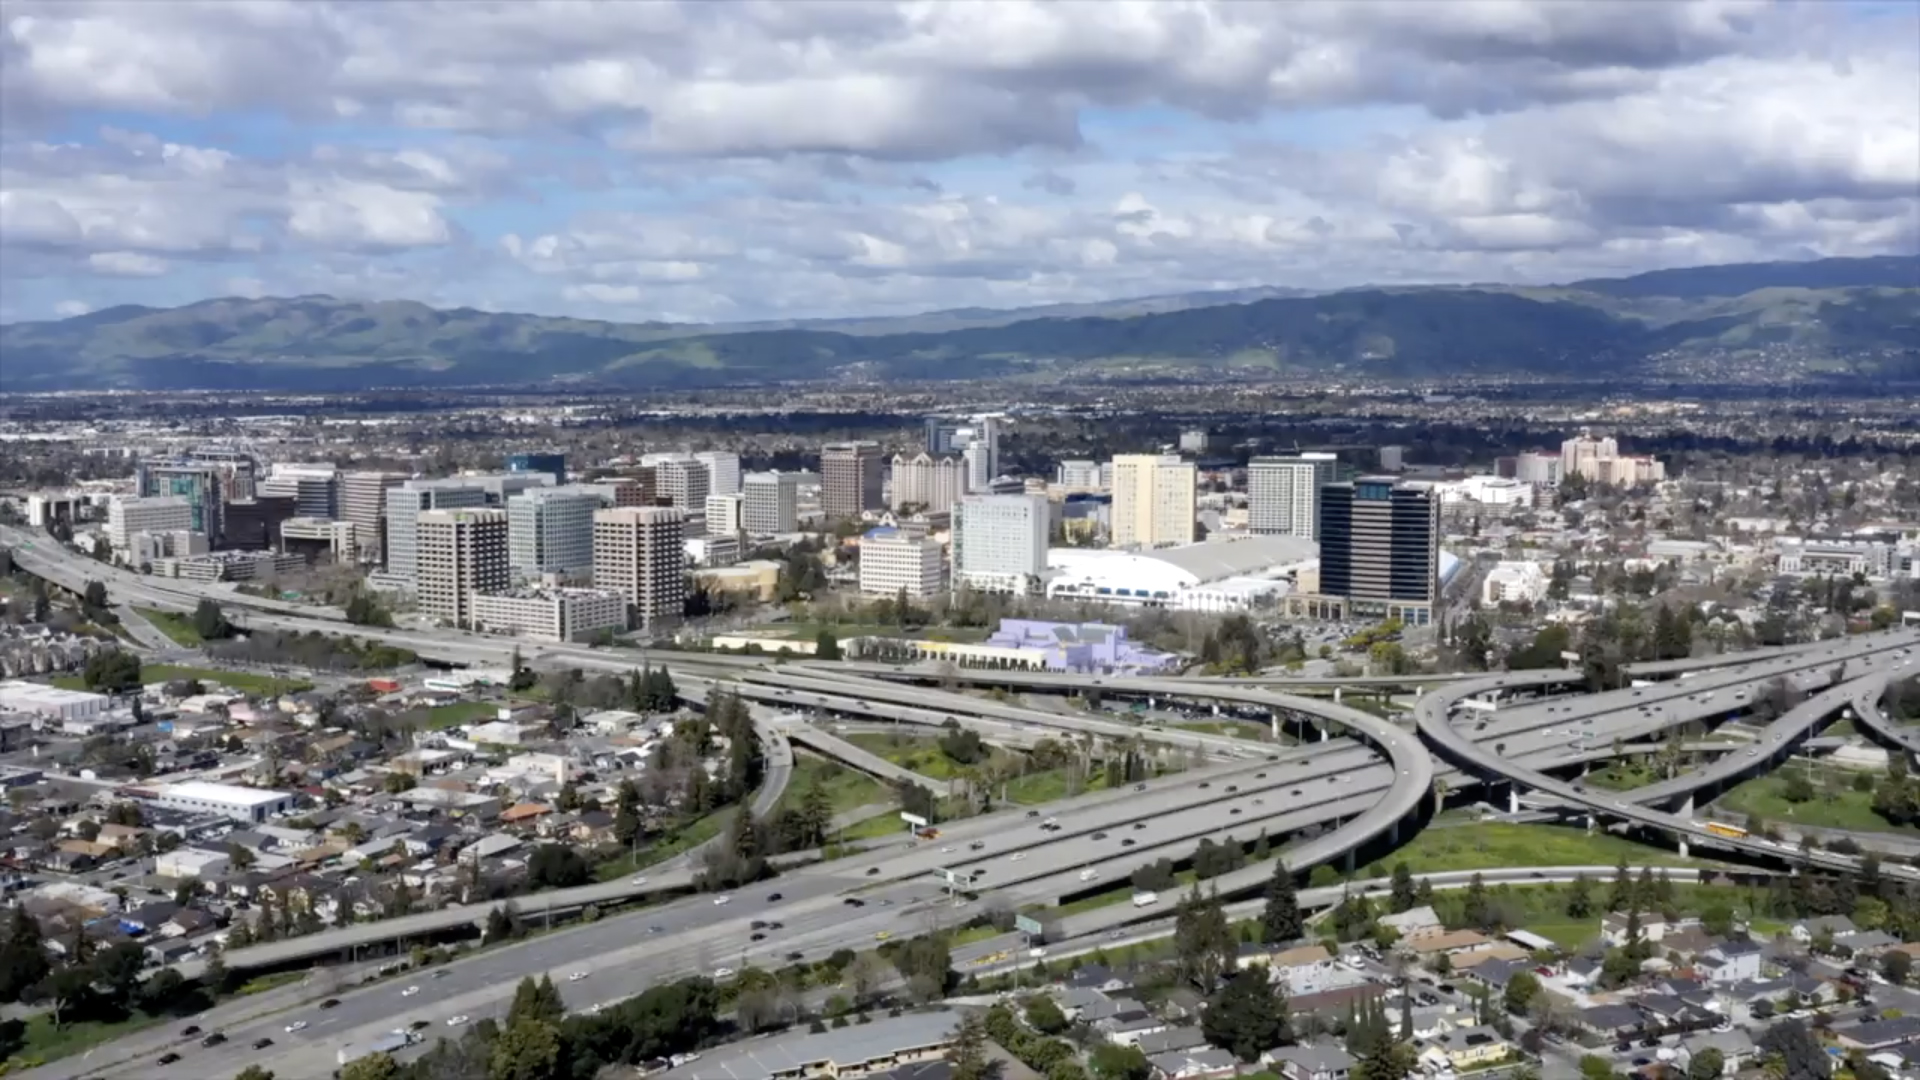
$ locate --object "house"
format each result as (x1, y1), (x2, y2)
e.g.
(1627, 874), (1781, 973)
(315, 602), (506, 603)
(1417, 1025), (1510, 1075)
(117, 901), (180, 936)
(1837, 1017), (1920, 1051)
(1404, 1005), (1456, 1041)
(499, 802), (554, 827)
(1792, 915), (1857, 944)
(1401, 929), (1494, 960)
(1697, 941), (1764, 984)
(162, 908), (216, 938)
(1100, 1002), (1167, 1047)
(1148, 1046), (1237, 1079)
(1676, 1029), (1757, 1077)
(1065, 965), (1131, 994)
(1839, 930), (1901, 956)
(1572, 1005), (1646, 1042)
(1134, 1028), (1208, 1057)
(1451, 944), (1530, 970)
(144, 936), (198, 966)
(1603, 910), (1693, 947)
(1463, 959), (1528, 992)
(569, 810), (616, 844)
(1380, 906), (1443, 940)
(1267, 1042), (1355, 1080)
(1057, 986), (1117, 1022)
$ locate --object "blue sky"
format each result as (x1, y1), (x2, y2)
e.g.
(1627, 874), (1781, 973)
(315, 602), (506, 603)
(1, 0), (1914, 326)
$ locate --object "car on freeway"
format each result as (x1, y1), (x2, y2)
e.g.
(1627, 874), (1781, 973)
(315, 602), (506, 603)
(785, 951), (805, 962)
(1133, 783), (1146, 791)
(713, 966), (735, 978)
(630, 875), (649, 885)
(845, 897), (867, 907)
(1092, 831), (1108, 840)
(201, 1032), (228, 1047)
(1010, 852), (1026, 861)
(766, 892), (783, 902)
(751, 932), (767, 942)
(285, 1021), (308, 1033)
(158, 1053), (182, 1066)
(182, 1025), (202, 1037)
(410, 1020), (431, 1031)
(449, 1015), (471, 1026)
(320, 998), (341, 1009)
(866, 866), (881, 875)
(569, 971), (589, 981)
(648, 924), (665, 934)
(714, 894), (732, 905)
(940, 846), (954, 853)
(401, 985), (421, 996)
(1199, 781), (1211, 789)
(253, 1037), (274, 1049)
(969, 840), (985, 850)
(1026, 809), (1040, 817)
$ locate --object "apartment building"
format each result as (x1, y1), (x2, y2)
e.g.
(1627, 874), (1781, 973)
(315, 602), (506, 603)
(890, 453), (965, 515)
(1247, 454), (1338, 540)
(1108, 454), (1196, 550)
(953, 494), (1049, 595)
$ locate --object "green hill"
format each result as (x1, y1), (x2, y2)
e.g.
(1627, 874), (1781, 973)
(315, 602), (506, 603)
(2, 256), (1914, 391)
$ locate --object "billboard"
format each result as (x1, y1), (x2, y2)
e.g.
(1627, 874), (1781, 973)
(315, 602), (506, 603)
(1015, 915), (1044, 936)
(899, 812), (928, 828)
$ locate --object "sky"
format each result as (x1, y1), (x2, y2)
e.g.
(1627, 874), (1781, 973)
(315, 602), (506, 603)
(0, 0), (1916, 326)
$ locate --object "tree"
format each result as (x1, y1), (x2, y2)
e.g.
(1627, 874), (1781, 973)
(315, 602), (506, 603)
(233, 1068), (276, 1080)
(816, 630), (843, 660)
(508, 646), (536, 692)
(489, 1017), (562, 1080)
(1025, 994), (1069, 1035)
(1462, 872), (1492, 931)
(1089, 1043), (1151, 1080)
(1504, 970), (1541, 1016)
(1882, 949), (1912, 986)
(1389, 862), (1416, 914)
(82, 580), (108, 612)
(1175, 887), (1236, 992)
(506, 975), (565, 1027)
(1201, 970), (1289, 1062)
(1756, 1018), (1829, 1080)
(192, 598), (232, 640)
(1261, 860), (1302, 944)
(339, 1054), (401, 1080)
(1352, 1040), (1418, 1080)
(1689, 1048), (1726, 1080)
(1579, 1055), (1619, 1080)
(946, 1011), (1003, 1080)
(1565, 873), (1595, 919)
(0, 906), (50, 1004)
(81, 649), (143, 693)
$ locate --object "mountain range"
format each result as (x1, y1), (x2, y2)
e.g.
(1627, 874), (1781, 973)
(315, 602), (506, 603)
(2, 255), (1914, 391)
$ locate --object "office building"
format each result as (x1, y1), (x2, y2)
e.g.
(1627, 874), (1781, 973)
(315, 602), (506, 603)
(338, 470), (407, 561)
(507, 452), (567, 485)
(923, 417), (964, 456)
(279, 518), (358, 563)
(1379, 445), (1406, 472)
(1313, 477), (1440, 625)
(259, 463), (338, 519)
(385, 480), (489, 580)
(1056, 460), (1104, 491)
(706, 493), (746, 536)
(743, 472), (800, 534)
(1248, 454), (1339, 540)
(858, 527), (945, 600)
(694, 451), (742, 496)
(1514, 451), (1561, 489)
(821, 442), (884, 519)
(686, 534), (740, 567)
(654, 457), (711, 511)
(593, 507), (686, 629)
(1108, 454), (1196, 550)
(153, 550), (305, 582)
(506, 487), (602, 579)
(890, 452), (965, 515)
(107, 496), (193, 552)
(415, 507), (509, 629)
(953, 494), (1049, 595)
(1179, 429), (1212, 454)
(468, 587), (627, 643)
(219, 496), (296, 550)
(128, 529), (208, 565)
(575, 477), (653, 509)
(136, 453), (253, 538)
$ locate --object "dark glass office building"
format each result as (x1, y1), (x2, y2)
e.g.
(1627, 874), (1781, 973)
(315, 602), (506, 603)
(506, 452), (567, 485)
(1315, 476), (1439, 625)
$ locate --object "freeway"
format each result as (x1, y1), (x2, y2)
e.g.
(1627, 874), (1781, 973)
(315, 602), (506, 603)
(776, 722), (948, 790)
(1853, 685), (1920, 757)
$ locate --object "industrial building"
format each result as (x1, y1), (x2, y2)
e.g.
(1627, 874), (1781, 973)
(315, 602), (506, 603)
(0, 681), (112, 721)
(141, 780), (295, 824)
(468, 587), (628, 643)
(1045, 535), (1319, 612)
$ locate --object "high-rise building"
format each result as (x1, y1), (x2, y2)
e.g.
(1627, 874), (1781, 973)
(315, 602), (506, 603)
(1514, 451), (1562, 488)
(339, 470), (407, 562)
(574, 477), (652, 508)
(259, 463), (339, 519)
(694, 451), (742, 496)
(858, 527), (945, 599)
(107, 496), (193, 552)
(923, 417), (963, 456)
(963, 439), (992, 494)
(1056, 460), (1104, 490)
(220, 497), (296, 550)
(653, 458), (711, 511)
(506, 487), (603, 579)
(385, 480), (490, 579)
(705, 493), (746, 536)
(1559, 428), (1620, 481)
(1248, 453), (1339, 540)
(507, 452), (567, 485)
(1315, 477), (1439, 626)
(1108, 454), (1196, 550)
(890, 452), (965, 515)
(953, 494), (1049, 595)
(415, 507), (509, 629)
(1378, 445), (1406, 472)
(592, 507), (686, 629)
(821, 442), (884, 519)
(136, 453), (254, 539)
(743, 472), (800, 534)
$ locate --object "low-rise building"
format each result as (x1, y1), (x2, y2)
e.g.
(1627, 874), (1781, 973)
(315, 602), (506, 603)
(0, 681), (112, 721)
(468, 587), (628, 643)
(858, 527), (945, 599)
(140, 780), (295, 824)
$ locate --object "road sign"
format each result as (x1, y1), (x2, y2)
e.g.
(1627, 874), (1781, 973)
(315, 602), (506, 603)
(899, 812), (928, 828)
(1560, 651), (1582, 664)
(1015, 915), (1044, 936)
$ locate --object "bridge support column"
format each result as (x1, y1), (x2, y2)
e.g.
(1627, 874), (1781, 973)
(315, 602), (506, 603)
(1508, 785), (1521, 814)
(1680, 795), (1694, 817)
(1585, 813), (1596, 833)
(1320, 726), (1329, 743)
(1271, 713), (1281, 739)
(1678, 837), (1690, 858)
(1334, 687), (1343, 704)
(1344, 848), (1356, 874)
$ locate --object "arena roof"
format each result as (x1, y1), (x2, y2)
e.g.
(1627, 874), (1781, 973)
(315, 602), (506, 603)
(1147, 536), (1319, 583)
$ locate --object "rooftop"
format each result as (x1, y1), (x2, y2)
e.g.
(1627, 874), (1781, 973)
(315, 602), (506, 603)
(668, 1010), (958, 1080)
(0, 681), (110, 707)
(155, 780), (292, 807)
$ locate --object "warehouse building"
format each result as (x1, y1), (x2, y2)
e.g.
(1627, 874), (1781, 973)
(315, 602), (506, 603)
(0, 681), (113, 721)
(141, 780), (295, 824)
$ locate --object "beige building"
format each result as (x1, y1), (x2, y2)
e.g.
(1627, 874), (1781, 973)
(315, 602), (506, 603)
(890, 452), (965, 515)
(416, 507), (509, 629)
(593, 507), (686, 629)
(858, 528), (945, 599)
(705, 493), (746, 536)
(1108, 454), (1196, 550)
(468, 587), (628, 643)
(107, 495), (193, 552)
(821, 441), (885, 520)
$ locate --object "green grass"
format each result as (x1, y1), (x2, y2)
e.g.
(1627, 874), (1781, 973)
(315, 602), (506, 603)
(9, 1012), (165, 1068)
(1364, 822), (1698, 876)
(594, 808), (732, 881)
(49, 664), (312, 695)
(420, 700), (502, 730)
(133, 606), (202, 646)
(949, 924), (1008, 948)
(1586, 761), (1660, 791)
(1001, 768), (1109, 805)
(780, 755), (890, 817)
(237, 970), (306, 995)
(1713, 770), (1913, 836)
(839, 812), (912, 841)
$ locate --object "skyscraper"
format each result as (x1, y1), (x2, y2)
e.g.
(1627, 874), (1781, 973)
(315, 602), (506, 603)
(653, 457), (711, 511)
(506, 487), (603, 579)
(821, 442), (884, 519)
(415, 507), (509, 629)
(339, 470), (407, 562)
(1108, 454), (1196, 550)
(1247, 453), (1338, 539)
(1315, 477), (1439, 626)
(694, 451), (742, 496)
(743, 472), (800, 534)
(593, 507), (687, 629)
(953, 493), (1049, 595)
(384, 480), (490, 579)
(259, 463), (339, 519)
(136, 453), (253, 539)
(890, 452), (965, 515)
(923, 417), (963, 456)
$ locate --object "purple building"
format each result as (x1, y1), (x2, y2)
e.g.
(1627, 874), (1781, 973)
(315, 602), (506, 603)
(985, 620), (1179, 675)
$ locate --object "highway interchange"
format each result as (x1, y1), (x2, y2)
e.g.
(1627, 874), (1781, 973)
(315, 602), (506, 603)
(7, 526), (1920, 1078)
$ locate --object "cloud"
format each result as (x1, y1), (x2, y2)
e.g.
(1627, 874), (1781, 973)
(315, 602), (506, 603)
(0, 0), (1912, 323)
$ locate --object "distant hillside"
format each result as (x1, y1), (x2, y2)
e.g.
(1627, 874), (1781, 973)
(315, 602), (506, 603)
(2, 255), (1914, 391)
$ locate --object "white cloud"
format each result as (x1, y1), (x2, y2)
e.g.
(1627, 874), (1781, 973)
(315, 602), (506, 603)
(52, 299), (90, 316)
(87, 250), (169, 276)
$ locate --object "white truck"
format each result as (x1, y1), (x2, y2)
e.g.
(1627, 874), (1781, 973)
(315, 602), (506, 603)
(339, 1031), (416, 1066)
(1131, 890), (1159, 908)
